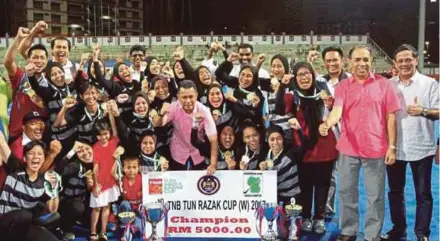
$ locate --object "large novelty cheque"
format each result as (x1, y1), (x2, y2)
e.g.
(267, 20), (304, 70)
(142, 170), (279, 239)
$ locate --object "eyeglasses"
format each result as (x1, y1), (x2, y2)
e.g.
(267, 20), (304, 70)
(296, 71), (311, 78)
(396, 58), (415, 64)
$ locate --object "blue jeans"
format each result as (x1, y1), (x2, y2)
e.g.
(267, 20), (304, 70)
(117, 201), (143, 235)
(386, 155), (434, 237)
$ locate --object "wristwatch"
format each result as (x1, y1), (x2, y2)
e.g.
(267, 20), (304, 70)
(422, 108), (428, 117)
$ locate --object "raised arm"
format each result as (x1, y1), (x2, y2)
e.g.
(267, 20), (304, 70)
(17, 21), (49, 59)
(91, 46), (122, 97)
(3, 27), (30, 79)
(215, 54), (240, 88)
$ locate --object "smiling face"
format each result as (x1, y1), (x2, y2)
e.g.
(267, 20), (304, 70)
(140, 135), (156, 155)
(270, 58), (285, 79)
(208, 86), (223, 108)
(24, 145), (45, 173)
(220, 126), (235, 149)
(178, 87), (198, 114)
(52, 39), (69, 65)
(238, 47), (253, 64)
(394, 50), (417, 80)
(198, 67), (212, 86)
(28, 49), (48, 74)
(130, 51), (145, 67)
(174, 62), (185, 79)
(134, 96), (149, 116)
(239, 68), (254, 89)
(149, 59), (161, 75)
(295, 67), (313, 90)
(76, 144), (93, 163)
(23, 119), (45, 141)
(118, 64), (133, 83)
(324, 51), (343, 76)
(268, 132), (283, 154)
(243, 126), (260, 152)
(349, 47), (372, 81)
(50, 66), (66, 87)
(81, 86), (99, 107)
(154, 79), (169, 100)
(96, 130), (111, 146)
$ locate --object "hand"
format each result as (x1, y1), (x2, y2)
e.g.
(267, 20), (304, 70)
(16, 27), (31, 40)
(307, 49), (319, 63)
(147, 90), (156, 103)
(173, 46), (184, 61)
(160, 102), (170, 115)
(224, 88), (234, 101)
(225, 157), (236, 170)
(85, 175), (94, 189)
(407, 96), (423, 116)
(107, 100), (119, 117)
(206, 163), (217, 175)
(256, 53), (266, 67)
(239, 161), (248, 170)
(282, 74), (293, 85)
(384, 148), (396, 165)
(141, 79), (149, 93)
(116, 93), (129, 103)
(318, 121), (329, 136)
(33, 21), (49, 34)
(210, 42), (219, 52)
(92, 45), (100, 61)
(93, 184), (102, 197)
(80, 53), (91, 67)
(24, 63), (38, 77)
(63, 96), (77, 109)
(217, 42), (226, 51)
(251, 95), (260, 107)
(159, 157), (169, 171)
(259, 161), (267, 170)
(161, 64), (174, 78)
(227, 52), (239, 63)
(288, 118), (301, 130)
(49, 140), (62, 156)
(270, 77), (280, 92)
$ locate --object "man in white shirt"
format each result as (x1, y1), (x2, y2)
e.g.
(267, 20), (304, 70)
(129, 45), (146, 82)
(50, 37), (80, 84)
(381, 44), (439, 241)
(202, 43), (270, 79)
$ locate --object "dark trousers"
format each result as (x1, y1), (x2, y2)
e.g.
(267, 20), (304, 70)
(59, 197), (90, 233)
(169, 157), (207, 171)
(0, 209), (58, 241)
(386, 155), (434, 237)
(298, 161), (334, 220)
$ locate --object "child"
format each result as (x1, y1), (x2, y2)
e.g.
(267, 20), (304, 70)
(116, 156), (143, 240)
(90, 119), (121, 241)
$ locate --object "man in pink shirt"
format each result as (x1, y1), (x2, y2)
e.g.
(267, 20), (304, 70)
(319, 46), (401, 241)
(156, 80), (218, 174)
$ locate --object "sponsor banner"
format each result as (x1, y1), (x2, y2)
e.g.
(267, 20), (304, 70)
(142, 170), (277, 238)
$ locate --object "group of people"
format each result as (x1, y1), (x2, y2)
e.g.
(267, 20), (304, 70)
(0, 21), (438, 241)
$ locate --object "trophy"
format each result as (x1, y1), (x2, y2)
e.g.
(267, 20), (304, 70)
(143, 199), (169, 241)
(285, 198), (302, 241)
(255, 202), (280, 241)
(44, 170), (63, 199)
(118, 211), (136, 241)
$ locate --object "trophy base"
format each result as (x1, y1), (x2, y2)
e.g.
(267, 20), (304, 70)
(262, 233), (279, 241)
(147, 235), (163, 241)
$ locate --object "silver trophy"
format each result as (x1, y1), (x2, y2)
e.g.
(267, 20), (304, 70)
(256, 202), (279, 241)
(285, 198), (302, 241)
(144, 200), (168, 241)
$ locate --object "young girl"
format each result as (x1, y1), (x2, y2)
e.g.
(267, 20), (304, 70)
(237, 120), (268, 170)
(90, 119), (121, 241)
(138, 130), (169, 173)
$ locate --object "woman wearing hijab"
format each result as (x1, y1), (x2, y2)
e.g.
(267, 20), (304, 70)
(194, 65), (215, 105)
(206, 83), (237, 131)
(276, 62), (337, 235)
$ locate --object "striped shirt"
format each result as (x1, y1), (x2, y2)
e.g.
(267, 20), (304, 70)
(0, 155), (50, 214)
(267, 149), (301, 198)
(392, 72), (440, 161)
(55, 156), (93, 199)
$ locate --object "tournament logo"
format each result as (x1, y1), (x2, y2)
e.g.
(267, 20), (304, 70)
(149, 178), (163, 195)
(197, 175), (220, 195)
(243, 172), (263, 197)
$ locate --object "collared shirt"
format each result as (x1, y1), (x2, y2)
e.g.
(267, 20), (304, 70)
(130, 64), (146, 82)
(201, 58), (271, 79)
(391, 71), (439, 161)
(21, 133), (32, 146)
(334, 73), (401, 158)
(54, 59), (79, 84)
(166, 101), (217, 165)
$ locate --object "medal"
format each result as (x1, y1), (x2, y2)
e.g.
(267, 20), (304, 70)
(270, 78), (279, 86)
(116, 146), (125, 156)
(159, 157), (167, 165)
(320, 90), (329, 99)
(246, 93), (254, 101)
(224, 151), (232, 159)
(266, 159), (274, 168)
(241, 155), (250, 164)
